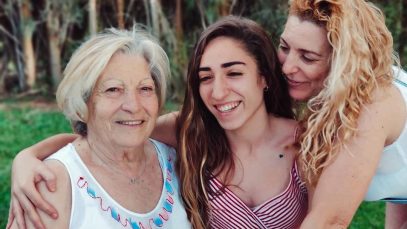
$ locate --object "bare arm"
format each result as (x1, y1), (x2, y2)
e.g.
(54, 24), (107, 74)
(22, 134), (79, 160)
(29, 160), (71, 229)
(8, 160), (71, 229)
(7, 134), (78, 229)
(151, 112), (179, 147)
(386, 203), (407, 229)
(300, 87), (405, 228)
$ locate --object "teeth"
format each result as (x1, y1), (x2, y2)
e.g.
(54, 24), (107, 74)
(117, 120), (143, 125)
(216, 102), (240, 112)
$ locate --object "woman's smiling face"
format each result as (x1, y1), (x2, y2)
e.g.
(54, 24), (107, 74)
(198, 37), (267, 132)
(87, 53), (159, 148)
(278, 15), (332, 101)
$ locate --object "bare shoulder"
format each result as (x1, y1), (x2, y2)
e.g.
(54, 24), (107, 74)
(272, 116), (298, 143)
(37, 160), (71, 228)
(362, 84), (406, 144)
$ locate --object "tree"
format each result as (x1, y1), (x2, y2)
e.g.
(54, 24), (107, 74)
(19, 0), (36, 88)
(88, 0), (97, 35)
(43, 0), (82, 91)
(116, 0), (125, 29)
(1, 0), (26, 91)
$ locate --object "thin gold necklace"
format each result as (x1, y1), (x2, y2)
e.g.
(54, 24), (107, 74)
(86, 139), (148, 185)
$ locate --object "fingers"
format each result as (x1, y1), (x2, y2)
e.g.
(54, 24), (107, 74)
(6, 200), (15, 229)
(13, 191), (46, 229)
(11, 196), (26, 229)
(23, 185), (58, 219)
(33, 163), (57, 192)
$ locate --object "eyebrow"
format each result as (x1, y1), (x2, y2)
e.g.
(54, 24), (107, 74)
(280, 37), (323, 57)
(198, 61), (246, 72)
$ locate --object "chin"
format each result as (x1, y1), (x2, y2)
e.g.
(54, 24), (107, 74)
(289, 91), (313, 102)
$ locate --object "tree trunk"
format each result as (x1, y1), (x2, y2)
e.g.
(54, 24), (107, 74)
(150, 0), (160, 36)
(48, 34), (62, 91)
(219, 0), (231, 16)
(23, 27), (35, 88)
(116, 0), (125, 29)
(89, 0), (97, 35)
(175, 0), (183, 41)
(46, 6), (62, 91)
(195, 0), (207, 28)
(20, 1), (36, 88)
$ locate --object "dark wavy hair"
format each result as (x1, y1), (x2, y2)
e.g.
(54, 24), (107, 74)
(176, 15), (294, 228)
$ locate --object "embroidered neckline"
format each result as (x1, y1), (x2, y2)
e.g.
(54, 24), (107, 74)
(76, 149), (176, 228)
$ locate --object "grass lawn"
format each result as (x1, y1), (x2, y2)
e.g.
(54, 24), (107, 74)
(0, 99), (384, 228)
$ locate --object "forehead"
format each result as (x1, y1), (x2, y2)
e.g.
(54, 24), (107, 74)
(97, 53), (152, 84)
(281, 16), (330, 52)
(200, 37), (256, 66)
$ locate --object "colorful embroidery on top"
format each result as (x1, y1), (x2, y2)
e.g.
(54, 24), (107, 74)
(76, 153), (176, 228)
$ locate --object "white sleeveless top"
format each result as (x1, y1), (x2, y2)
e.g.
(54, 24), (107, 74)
(365, 67), (407, 201)
(46, 139), (191, 228)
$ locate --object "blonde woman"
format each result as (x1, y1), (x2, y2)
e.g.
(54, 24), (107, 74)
(279, 0), (407, 228)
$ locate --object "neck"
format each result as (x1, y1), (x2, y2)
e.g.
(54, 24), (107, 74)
(85, 132), (148, 165)
(226, 106), (272, 154)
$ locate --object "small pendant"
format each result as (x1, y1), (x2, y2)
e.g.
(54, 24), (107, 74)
(279, 153), (284, 158)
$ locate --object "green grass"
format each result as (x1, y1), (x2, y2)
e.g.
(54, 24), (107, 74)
(0, 105), (385, 228)
(0, 106), (71, 228)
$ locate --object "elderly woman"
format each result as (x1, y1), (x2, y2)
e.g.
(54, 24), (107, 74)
(8, 28), (190, 228)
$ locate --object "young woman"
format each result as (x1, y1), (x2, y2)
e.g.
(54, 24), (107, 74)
(8, 17), (308, 229)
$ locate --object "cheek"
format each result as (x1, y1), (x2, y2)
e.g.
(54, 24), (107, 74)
(142, 97), (159, 115)
(277, 50), (286, 64)
(199, 85), (209, 104)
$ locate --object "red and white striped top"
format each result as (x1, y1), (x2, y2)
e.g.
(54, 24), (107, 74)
(208, 162), (308, 229)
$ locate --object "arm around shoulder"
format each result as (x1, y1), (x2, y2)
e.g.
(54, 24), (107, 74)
(301, 89), (401, 228)
(29, 160), (72, 229)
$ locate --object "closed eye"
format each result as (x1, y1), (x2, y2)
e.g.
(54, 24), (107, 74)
(301, 54), (317, 63)
(227, 72), (242, 77)
(278, 44), (289, 53)
(199, 75), (213, 83)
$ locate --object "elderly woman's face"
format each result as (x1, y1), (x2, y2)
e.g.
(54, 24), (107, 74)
(87, 53), (159, 148)
(278, 15), (331, 101)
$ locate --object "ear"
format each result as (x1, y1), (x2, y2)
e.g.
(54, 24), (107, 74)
(259, 75), (267, 89)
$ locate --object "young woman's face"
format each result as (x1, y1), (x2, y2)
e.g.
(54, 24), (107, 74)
(278, 15), (331, 101)
(198, 37), (267, 132)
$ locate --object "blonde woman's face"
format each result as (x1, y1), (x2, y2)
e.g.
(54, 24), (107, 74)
(87, 53), (159, 148)
(278, 15), (331, 101)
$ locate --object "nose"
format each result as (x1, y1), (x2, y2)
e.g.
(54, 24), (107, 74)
(281, 52), (299, 75)
(121, 90), (140, 113)
(211, 76), (229, 100)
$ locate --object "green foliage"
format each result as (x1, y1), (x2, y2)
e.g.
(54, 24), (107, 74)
(350, 202), (385, 228)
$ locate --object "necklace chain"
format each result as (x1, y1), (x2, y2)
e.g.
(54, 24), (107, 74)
(86, 140), (147, 185)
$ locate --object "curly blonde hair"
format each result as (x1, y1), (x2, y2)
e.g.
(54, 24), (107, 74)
(289, 0), (398, 185)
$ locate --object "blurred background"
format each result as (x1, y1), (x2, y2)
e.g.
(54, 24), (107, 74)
(0, 0), (405, 227)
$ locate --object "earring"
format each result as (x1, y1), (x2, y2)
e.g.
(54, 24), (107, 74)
(264, 86), (269, 92)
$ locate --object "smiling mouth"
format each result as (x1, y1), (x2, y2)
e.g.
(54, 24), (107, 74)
(214, 101), (241, 113)
(116, 120), (144, 126)
(284, 76), (307, 86)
